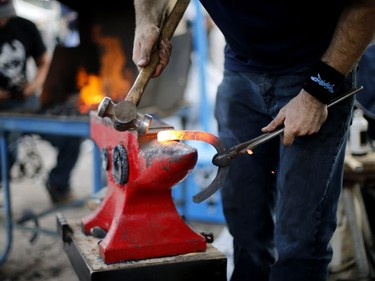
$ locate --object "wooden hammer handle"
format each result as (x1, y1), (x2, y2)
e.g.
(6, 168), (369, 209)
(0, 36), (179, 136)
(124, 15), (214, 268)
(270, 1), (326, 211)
(126, 0), (191, 106)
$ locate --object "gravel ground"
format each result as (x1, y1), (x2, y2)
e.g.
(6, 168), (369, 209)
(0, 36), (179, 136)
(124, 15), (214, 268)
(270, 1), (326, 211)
(0, 137), (226, 281)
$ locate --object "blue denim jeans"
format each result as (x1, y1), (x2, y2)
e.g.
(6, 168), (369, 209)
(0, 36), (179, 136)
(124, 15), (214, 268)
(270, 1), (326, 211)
(214, 69), (355, 281)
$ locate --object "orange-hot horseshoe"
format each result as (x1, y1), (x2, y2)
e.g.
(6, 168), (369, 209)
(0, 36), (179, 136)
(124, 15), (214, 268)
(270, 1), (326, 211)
(157, 130), (229, 203)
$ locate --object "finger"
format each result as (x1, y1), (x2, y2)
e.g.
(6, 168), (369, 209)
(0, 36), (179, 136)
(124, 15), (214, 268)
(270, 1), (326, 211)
(133, 35), (157, 67)
(282, 130), (295, 146)
(132, 39), (144, 66)
(152, 63), (166, 78)
(151, 39), (172, 77)
(261, 114), (285, 133)
(160, 39), (172, 57)
(137, 46), (152, 67)
(132, 47), (149, 67)
(159, 39), (172, 66)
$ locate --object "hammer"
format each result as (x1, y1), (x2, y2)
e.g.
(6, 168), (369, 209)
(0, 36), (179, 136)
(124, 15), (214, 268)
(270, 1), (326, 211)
(98, 0), (191, 134)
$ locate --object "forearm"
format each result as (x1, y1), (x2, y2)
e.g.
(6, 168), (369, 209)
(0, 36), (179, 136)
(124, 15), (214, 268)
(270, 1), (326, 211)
(0, 89), (9, 101)
(24, 52), (50, 96)
(322, 0), (375, 75)
(134, 0), (172, 28)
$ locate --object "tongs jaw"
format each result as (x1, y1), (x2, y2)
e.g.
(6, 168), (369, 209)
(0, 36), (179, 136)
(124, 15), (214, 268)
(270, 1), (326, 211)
(212, 128), (284, 167)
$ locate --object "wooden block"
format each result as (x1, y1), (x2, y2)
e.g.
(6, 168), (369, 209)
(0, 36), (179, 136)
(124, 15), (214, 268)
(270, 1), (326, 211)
(57, 215), (227, 281)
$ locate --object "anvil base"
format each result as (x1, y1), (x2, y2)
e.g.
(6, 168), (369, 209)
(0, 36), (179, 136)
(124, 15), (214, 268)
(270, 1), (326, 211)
(57, 214), (227, 281)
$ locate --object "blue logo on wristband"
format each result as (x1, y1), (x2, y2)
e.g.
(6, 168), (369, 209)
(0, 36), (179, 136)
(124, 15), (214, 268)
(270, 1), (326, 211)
(310, 73), (335, 93)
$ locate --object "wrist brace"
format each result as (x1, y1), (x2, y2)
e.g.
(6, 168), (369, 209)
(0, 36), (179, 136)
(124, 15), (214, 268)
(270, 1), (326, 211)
(303, 60), (345, 104)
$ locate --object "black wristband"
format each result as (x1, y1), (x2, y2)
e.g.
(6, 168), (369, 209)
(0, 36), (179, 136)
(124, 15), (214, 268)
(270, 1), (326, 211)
(302, 60), (345, 104)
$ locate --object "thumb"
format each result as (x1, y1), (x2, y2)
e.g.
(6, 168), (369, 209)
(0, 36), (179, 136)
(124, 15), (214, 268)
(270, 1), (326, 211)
(137, 46), (152, 67)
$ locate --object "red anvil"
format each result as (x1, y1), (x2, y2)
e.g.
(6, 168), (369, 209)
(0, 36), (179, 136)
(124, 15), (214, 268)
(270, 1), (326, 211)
(81, 114), (206, 264)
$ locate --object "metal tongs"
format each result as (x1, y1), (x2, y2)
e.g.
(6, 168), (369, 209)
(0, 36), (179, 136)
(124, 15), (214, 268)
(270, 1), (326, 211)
(165, 86), (362, 203)
(212, 86), (363, 167)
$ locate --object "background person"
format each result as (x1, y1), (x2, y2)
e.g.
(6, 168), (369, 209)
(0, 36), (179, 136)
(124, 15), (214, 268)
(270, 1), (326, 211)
(0, 0), (81, 204)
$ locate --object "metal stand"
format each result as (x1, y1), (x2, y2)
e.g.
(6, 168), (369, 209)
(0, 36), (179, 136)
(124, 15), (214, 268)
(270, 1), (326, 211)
(337, 152), (375, 280)
(0, 113), (103, 265)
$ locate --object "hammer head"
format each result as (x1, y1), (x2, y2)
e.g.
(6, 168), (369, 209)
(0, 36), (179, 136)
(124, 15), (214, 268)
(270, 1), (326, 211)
(97, 97), (152, 135)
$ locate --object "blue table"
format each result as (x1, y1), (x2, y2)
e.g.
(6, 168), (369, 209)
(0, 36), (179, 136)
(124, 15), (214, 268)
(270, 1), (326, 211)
(0, 112), (102, 265)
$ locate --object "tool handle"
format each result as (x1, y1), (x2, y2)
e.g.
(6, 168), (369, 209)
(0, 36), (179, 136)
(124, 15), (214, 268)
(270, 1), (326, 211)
(126, 0), (191, 106)
(240, 86), (364, 153)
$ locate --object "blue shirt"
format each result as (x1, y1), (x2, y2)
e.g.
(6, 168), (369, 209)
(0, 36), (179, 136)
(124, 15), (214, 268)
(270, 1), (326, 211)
(200, 0), (347, 74)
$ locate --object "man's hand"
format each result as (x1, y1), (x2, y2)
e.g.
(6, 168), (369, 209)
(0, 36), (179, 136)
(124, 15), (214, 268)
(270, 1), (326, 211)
(0, 89), (10, 101)
(132, 23), (172, 78)
(23, 82), (36, 98)
(261, 90), (328, 146)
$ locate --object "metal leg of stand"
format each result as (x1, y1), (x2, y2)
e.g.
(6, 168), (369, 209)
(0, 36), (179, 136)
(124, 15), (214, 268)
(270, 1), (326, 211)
(342, 184), (371, 278)
(0, 114), (103, 265)
(0, 131), (13, 265)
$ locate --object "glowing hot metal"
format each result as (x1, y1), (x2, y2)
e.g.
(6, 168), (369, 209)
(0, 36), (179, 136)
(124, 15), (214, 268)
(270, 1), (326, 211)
(157, 129), (229, 203)
(158, 130), (224, 149)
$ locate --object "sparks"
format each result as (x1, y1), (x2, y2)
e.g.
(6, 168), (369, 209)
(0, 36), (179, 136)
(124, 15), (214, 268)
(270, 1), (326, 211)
(246, 149), (253, 155)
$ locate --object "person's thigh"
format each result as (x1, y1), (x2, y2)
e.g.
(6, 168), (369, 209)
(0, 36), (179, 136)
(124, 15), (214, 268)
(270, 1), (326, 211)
(214, 70), (279, 280)
(270, 73), (354, 280)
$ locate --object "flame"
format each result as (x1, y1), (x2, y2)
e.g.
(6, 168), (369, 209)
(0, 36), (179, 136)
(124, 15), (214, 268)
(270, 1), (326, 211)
(76, 67), (105, 113)
(76, 24), (134, 113)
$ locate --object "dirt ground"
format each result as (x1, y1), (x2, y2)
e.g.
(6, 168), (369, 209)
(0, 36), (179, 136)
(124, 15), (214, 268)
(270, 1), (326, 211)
(0, 136), (226, 281)
(0, 137), (96, 281)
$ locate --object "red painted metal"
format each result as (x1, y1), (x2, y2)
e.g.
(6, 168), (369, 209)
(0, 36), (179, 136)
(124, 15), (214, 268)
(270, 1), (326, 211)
(81, 114), (206, 264)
